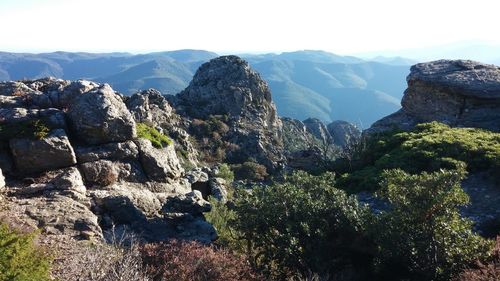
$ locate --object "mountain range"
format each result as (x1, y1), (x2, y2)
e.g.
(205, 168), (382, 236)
(0, 49), (413, 127)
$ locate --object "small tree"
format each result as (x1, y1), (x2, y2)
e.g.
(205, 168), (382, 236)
(0, 223), (52, 281)
(373, 168), (493, 280)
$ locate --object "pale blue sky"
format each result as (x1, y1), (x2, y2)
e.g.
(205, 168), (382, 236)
(1, 0), (499, 54)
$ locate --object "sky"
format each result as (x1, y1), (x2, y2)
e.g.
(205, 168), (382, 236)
(1, 0), (500, 55)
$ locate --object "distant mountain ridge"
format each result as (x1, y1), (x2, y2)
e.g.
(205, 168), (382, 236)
(0, 49), (412, 126)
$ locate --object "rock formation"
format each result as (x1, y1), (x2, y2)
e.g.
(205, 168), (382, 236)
(327, 120), (361, 148)
(170, 56), (285, 171)
(367, 60), (500, 133)
(126, 89), (199, 165)
(281, 117), (340, 171)
(303, 118), (332, 145)
(0, 78), (216, 243)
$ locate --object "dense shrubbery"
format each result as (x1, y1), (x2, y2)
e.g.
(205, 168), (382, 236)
(227, 171), (373, 279)
(136, 123), (173, 148)
(141, 240), (261, 281)
(336, 122), (500, 192)
(204, 167), (495, 280)
(372, 168), (492, 280)
(0, 223), (52, 281)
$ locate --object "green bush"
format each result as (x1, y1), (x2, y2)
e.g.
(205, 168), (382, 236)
(229, 171), (373, 279)
(136, 123), (173, 148)
(204, 197), (245, 253)
(372, 168), (493, 281)
(0, 119), (50, 141)
(0, 223), (52, 281)
(232, 161), (268, 181)
(337, 122), (500, 192)
(217, 163), (234, 183)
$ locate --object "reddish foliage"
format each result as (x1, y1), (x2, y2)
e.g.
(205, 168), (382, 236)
(141, 240), (261, 281)
(456, 236), (500, 281)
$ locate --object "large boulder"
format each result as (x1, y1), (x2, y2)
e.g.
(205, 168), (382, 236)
(79, 160), (119, 187)
(367, 60), (500, 133)
(126, 89), (177, 126)
(67, 84), (136, 145)
(75, 140), (139, 163)
(24, 195), (102, 239)
(8, 167), (86, 199)
(162, 190), (211, 215)
(135, 139), (183, 182)
(209, 177), (228, 203)
(9, 129), (77, 174)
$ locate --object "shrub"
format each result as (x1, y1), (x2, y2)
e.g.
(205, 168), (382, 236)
(372, 168), (493, 281)
(204, 197), (246, 253)
(189, 116), (234, 163)
(217, 163), (234, 183)
(336, 122), (500, 192)
(0, 223), (52, 281)
(233, 161), (268, 181)
(140, 240), (261, 281)
(136, 123), (172, 148)
(230, 171), (373, 279)
(52, 230), (149, 281)
(0, 119), (50, 141)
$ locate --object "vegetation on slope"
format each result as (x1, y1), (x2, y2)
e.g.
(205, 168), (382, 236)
(136, 123), (173, 148)
(0, 223), (52, 281)
(372, 168), (492, 280)
(336, 122), (500, 192)
(206, 168), (494, 280)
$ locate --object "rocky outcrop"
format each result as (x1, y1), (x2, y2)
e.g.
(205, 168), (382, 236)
(67, 84), (136, 145)
(126, 89), (199, 165)
(0, 77), (214, 244)
(9, 129), (77, 174)
(368, 60), (500, 133)
(303, 118), (332, 144)
(327, 120), (361, 148)
(281, 117), (317, 152)
(171, 56), (285, 171)
(281, 117), (350, 171)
